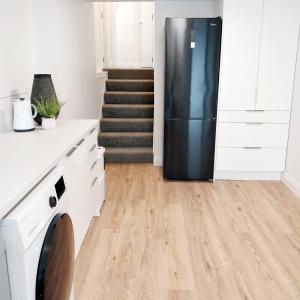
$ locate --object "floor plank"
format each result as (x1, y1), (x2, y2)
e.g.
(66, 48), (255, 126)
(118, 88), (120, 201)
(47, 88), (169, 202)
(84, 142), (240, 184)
(74, 164), (300, 300)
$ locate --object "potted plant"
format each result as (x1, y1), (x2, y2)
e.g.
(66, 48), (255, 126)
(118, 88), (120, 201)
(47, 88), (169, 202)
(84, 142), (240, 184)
(34, 96), (64, 130)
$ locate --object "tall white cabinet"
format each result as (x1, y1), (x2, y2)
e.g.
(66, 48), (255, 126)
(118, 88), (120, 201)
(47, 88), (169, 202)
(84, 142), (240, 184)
(216, 0), (300, 179)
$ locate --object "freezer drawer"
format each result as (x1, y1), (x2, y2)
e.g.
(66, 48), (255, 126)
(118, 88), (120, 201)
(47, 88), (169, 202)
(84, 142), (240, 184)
(216, 147), (286, 172)
(164, 119), (216, 180)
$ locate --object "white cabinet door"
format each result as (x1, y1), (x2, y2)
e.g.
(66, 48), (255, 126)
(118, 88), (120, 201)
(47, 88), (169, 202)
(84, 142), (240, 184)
(219, 0), (263, 110)
(256, 0), (300, 110)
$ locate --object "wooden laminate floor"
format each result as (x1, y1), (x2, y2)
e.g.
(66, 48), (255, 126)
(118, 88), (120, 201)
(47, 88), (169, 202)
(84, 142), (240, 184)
(74, 164), (300, 300)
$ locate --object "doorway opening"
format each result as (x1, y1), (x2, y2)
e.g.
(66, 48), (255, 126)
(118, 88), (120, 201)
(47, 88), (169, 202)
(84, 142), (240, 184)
(95, 2), (154, 69)
(95, 2), (154, 164)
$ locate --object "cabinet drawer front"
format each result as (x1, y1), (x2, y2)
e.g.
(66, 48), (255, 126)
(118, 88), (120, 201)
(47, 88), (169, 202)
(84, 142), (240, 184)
(217, 110), (290, 123)
(217, 123), (289, 147)
(216, 147), (286, 171)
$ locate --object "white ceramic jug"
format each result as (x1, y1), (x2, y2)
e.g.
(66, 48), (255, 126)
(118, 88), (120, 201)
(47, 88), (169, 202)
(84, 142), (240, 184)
(13, 98), (37, 132)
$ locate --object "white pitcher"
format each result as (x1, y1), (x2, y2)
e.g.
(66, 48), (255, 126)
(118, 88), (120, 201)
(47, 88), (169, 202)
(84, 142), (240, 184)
(13, 98), (37, 132)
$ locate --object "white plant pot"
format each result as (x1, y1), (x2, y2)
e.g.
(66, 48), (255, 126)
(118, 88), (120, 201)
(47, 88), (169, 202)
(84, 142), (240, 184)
(42, 118), (57, 130)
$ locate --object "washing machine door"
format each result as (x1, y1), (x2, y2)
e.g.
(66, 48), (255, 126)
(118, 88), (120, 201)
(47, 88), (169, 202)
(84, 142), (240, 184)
(36, 213), (74, 300)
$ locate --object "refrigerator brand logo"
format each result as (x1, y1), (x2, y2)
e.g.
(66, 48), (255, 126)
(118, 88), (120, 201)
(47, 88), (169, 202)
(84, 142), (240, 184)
(210, 23), (217, 26)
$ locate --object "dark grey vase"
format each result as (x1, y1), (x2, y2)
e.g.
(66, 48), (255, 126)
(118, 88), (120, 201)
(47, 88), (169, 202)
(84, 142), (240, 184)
(31, 74), (57, 125)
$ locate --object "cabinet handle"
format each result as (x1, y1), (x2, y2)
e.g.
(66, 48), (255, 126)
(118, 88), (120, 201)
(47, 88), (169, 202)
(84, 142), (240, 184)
(246, 110), (264, 112)
(66, 147), (77, 157)
(77, 138), (85, 146)
(91, 176), (98, 187)
(89, 127), (96, 135)
(243, 147), (262, 150)
(245, 122), (263, 125)
(90, 144), (97, 153)
(90, 160), (97, 170)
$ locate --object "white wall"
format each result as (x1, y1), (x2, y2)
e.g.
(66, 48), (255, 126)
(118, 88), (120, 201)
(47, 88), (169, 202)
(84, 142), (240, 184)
(0, 0), (99, 132)
(283, 33), (300, 197)
(153, 0), (222, 166)
(32, 0), (99, 119)
(0, 0), (36, 131)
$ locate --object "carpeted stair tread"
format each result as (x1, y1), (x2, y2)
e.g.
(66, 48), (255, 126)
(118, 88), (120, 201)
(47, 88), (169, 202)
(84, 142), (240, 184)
(100, 68), (154, 163)
(98, 132), (153, 148)
(104, 91), (154, 104)
(102, 104), (154, 118)
(106, 79), (154, 92)
(103, 68), (154, 80)
(105, 147), (153, 163)
(100, 118), (153, 132)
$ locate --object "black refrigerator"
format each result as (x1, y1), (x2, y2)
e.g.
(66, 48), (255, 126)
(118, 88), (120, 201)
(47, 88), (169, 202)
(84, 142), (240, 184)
(164, 17), (222, 180)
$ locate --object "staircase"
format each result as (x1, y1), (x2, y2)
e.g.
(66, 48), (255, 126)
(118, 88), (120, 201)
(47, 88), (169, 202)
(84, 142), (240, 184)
(99, 68), (154, 163)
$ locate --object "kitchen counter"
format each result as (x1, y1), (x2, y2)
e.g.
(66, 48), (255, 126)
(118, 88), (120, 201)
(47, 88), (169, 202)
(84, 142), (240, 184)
(0, 119), (98, 218)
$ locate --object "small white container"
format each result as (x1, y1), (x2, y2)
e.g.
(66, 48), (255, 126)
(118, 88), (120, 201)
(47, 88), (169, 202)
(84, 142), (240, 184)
(42, 118), (56, 130)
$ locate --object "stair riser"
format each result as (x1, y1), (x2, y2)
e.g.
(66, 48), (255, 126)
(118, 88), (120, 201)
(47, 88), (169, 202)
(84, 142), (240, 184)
(100, 121), (153, 132)
(104, 69), (154, 80)
(105, 153), (153, 163)
(99, 136), (153, 148)
(106, 81), (154, 92)
(103, 108), (153, 118)
(104, 93), (154, 105)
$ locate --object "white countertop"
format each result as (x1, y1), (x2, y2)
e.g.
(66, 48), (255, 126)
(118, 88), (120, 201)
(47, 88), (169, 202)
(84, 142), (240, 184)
(0, 119), (98, 218)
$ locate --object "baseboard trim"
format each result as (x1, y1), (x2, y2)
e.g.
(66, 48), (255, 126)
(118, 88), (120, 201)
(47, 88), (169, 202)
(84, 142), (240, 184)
(153, 155), (163, 167)
(281, 172), (300, 198)
(215, 171), (282, 181)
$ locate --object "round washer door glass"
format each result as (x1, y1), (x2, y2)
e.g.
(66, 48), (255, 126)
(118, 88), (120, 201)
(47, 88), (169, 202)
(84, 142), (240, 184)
(36, 213), (74, 300)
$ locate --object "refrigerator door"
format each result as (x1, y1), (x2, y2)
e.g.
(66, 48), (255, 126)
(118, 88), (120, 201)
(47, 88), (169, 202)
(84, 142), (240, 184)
(165, 18), (222, 120)
(163, 119), (216, 180)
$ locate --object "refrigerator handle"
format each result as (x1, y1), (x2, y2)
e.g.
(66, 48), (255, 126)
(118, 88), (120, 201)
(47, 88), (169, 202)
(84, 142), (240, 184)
(191, 30), (196, 48)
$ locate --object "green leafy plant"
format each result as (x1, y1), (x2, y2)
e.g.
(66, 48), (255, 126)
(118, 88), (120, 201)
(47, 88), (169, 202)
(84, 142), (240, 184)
(34, 96), (64, 119)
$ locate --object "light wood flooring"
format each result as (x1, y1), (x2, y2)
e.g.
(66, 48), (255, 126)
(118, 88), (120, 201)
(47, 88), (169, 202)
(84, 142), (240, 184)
(74, 164), (300, 300)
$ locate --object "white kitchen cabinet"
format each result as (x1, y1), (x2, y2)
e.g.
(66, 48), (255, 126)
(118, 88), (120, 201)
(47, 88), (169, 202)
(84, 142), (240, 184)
(215, 0), (300, 180)
(219, 0), (300, 111)
(64, 126), (101, 257)
(256, 0), (300, 110)
(219, 0), (263, 110)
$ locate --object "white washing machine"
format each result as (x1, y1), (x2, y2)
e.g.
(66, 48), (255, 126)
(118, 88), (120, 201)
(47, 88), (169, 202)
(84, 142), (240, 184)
(0, 165), (75, 300)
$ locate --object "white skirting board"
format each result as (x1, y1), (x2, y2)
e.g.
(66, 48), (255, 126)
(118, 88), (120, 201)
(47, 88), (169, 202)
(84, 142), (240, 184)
(153, 155), (163, 167)
(281, 172), (300, 198)
(215, 171), (282, 181)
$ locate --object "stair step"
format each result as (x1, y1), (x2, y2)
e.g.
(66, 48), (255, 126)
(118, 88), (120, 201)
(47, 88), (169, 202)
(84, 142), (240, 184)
(100, 118), (153, 132)
(104, 92), (154, 104)
(102, 104), (154, 118)
(98, 132), (153, 148)
(106, 79), (154, 92)
(104, 68), (154, 80)
(105, 147), (153, 163)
